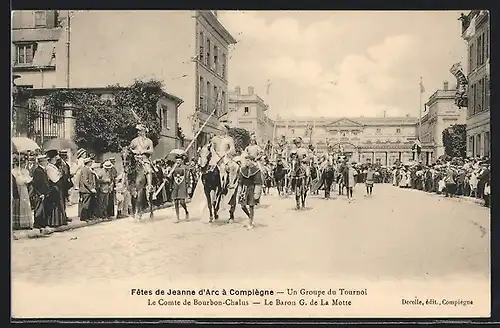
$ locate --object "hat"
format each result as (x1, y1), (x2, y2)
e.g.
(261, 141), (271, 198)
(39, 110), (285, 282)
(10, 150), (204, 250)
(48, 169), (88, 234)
(83, 157), (92, 164)
(76, 148), (87, 159)
(175, 153), (184, 159)
(294, 137), (302, 144)
(36, 155), (47, 162)
(103, 161), (113, 169)
(109, 157), (116, 161)
(46, 149), (59, 159)
(136, 124), (147, 131)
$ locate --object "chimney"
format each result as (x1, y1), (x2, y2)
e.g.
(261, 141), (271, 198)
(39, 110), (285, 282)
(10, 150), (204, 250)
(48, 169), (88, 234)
(248, 86), (254, 95)
(235, 86), (241, 95)
(443, 81), (449, 90)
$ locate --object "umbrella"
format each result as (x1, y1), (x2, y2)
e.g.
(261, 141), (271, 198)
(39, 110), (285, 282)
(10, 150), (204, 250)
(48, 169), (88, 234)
(43, 138), (77, 151)
(12, 137), (40, 153)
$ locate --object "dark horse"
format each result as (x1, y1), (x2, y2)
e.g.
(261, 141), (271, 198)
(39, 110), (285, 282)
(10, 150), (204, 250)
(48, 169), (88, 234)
(198, 145), (225, 222)
(290, 157), (309, 209)
(121, 146), (155, 219)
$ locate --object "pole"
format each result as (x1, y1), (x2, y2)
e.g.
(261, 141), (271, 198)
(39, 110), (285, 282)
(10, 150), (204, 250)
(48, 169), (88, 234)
(418, 77), (423, 162)
(66, 11), (71, 89)
(154, 92), (220, 197)
(270, 121), (277, 161)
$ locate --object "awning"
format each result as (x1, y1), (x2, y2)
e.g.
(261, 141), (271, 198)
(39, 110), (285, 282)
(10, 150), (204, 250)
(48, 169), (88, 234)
(32, 41), (56, 67)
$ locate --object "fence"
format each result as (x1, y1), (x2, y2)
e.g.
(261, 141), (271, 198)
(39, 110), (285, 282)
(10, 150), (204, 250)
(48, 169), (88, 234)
(12, 100), (66, 145)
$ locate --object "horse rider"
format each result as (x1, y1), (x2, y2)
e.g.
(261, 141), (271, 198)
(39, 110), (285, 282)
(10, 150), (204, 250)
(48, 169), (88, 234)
(129, 124), (155, 199)
(209, 122), (236, 192)
(291, 136), (309, 162)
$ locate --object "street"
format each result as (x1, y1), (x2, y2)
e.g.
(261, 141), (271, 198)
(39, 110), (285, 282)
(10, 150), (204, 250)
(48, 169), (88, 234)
(12, 184), (490, 317)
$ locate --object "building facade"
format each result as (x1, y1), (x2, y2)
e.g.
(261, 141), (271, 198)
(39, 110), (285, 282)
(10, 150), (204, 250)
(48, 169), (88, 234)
(227, 86), (274, 145)
(273, 116), (430, 165)
(11, 10), (236, 151)
(420, 81), (467, 162)
(461, 10), (490, 158)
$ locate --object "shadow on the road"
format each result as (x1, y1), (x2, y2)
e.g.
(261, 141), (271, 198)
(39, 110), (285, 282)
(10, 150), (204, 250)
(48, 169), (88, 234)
(256, 204), (270, 209)
(286, 207), (314, 211)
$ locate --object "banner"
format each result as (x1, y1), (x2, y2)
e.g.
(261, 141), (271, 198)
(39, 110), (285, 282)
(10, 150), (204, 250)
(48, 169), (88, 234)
(449, 63), (468, 109)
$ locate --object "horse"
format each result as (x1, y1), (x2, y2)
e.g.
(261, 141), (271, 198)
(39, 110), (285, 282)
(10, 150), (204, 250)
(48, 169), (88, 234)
(121, 146), (156, 220)
(198, 144), (225, 222)
(289, 156), (309, 209)
(321, 163), (336, 199)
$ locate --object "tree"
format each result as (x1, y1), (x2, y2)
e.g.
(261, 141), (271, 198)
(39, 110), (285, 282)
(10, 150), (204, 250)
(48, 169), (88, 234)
(442, 124), (466, 158)
(227, 127), (251, 154)
(113, 79), (164, 147)
(43, 78), (167, 156)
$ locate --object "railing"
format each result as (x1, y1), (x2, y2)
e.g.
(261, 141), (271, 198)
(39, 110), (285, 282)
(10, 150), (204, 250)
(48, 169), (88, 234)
(12, 101), (66, 146)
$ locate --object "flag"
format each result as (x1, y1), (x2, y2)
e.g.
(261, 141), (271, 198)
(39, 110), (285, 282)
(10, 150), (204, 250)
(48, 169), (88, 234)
(266, 79), (272, 95)
(412, 139), (422, 155)
(419, 78), (425, 93)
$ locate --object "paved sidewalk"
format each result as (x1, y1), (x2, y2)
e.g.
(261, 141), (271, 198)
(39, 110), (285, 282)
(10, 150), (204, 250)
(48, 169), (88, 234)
(12, 201), (179, 240)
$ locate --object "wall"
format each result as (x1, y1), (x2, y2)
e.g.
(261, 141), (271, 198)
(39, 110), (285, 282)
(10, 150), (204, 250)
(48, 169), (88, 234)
(154, 96), (181, 159)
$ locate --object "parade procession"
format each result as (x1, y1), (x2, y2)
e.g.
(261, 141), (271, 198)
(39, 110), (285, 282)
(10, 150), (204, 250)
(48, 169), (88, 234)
(11, 10), (490, 319)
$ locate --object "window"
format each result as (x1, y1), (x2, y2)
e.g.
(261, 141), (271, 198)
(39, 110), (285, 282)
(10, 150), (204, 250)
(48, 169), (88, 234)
(206, 39), (211, 67)
(376, 158), (381, 164)
(468, 44), (473, 73)
(484, 131), (490, 157)
(222, 53), (227, 79)
(34, 11), (47, 27)
(16, 44), (35, 65)
(161, 105), (169, 130)
(244, 106), (249, 115)
(221, 91), (226, 114)
(475, 134), (481, 157)
(468, 136), (474, 156)
(206, 81), (211, 112)
(472, 83), (477, 115)
(213, 85), (218, 116)
(485, 76), (490, 110)
(199, 32), (204, 64)
(478, 79), (483, 112)
(486, 29), (489, 60)
(376, 128), (381, 134)
(199, 76), (205, 110)
(213, 45), (219, 73)
(476, 34), (482, 66)
(396, 128), (401, 134)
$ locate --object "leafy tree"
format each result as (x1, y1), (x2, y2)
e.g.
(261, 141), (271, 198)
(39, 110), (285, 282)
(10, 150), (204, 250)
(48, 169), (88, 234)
(227, 127), (251, 154)
(442, 124), (466, 158)
(43, 78), (167, 156)
(113, 78), (164, 147)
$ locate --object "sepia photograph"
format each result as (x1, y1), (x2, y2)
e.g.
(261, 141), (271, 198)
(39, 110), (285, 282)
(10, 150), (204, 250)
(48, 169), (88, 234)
(11, 9), (490, 319)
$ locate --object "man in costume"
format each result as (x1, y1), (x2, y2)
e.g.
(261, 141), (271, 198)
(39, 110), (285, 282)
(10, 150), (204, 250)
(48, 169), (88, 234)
(209, 122), (236, 193)
(170, 154), (190, 223)
(290, 136), (309, 162)
(237, 153), (263, 230)
(129, 124), (155, 199)
(245, 133), (263, 165)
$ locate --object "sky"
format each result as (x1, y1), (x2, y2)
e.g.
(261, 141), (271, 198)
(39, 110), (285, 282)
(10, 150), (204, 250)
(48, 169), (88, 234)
(218, 11), (467, 119)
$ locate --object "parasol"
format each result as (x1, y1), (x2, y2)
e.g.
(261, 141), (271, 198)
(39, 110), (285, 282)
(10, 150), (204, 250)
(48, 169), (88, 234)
(12, 137), (40, 153)
(43, 138), (77, 151)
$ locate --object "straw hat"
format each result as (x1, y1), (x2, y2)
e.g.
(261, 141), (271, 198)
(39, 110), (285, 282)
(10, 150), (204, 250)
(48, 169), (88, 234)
(103, 161), (113, 169)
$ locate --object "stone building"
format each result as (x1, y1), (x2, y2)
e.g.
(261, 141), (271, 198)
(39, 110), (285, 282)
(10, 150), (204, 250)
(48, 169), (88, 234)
(420, 81), (467, 162)
(227, 86), (274, 145)
(460, 10), (490, 157)
(273, 116), (428, 165)
(11, 10), (236, 150)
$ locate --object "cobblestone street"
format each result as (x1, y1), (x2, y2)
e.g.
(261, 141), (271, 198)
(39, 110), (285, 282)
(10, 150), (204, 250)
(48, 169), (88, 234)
(12, 184), (490, 317)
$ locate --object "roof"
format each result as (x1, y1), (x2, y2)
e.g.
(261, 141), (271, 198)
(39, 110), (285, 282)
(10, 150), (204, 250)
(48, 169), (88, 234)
(12, 28), (62, 42)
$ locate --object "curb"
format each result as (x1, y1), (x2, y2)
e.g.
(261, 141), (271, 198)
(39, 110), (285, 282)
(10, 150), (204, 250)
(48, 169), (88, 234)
(12, 200), (189, 241)
(397, 186), (486, 206)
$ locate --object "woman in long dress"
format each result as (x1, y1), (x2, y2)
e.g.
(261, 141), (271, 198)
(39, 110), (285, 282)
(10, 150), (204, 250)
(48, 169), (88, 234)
(12, 156), (34, 230)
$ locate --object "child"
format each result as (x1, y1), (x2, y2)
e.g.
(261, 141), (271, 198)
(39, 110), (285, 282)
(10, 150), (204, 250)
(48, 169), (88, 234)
(484, 178), (490, 207)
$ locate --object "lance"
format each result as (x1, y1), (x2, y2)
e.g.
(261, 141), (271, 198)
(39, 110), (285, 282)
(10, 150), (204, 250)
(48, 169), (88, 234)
(153, 92), (221, 198)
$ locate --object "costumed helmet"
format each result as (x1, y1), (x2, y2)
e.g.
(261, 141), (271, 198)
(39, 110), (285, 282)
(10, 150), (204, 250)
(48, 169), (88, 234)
(294, 137), (302, 145)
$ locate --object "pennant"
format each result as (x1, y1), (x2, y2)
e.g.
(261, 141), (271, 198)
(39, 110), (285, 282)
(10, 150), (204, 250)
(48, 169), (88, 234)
(419, 78), (425, 93)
